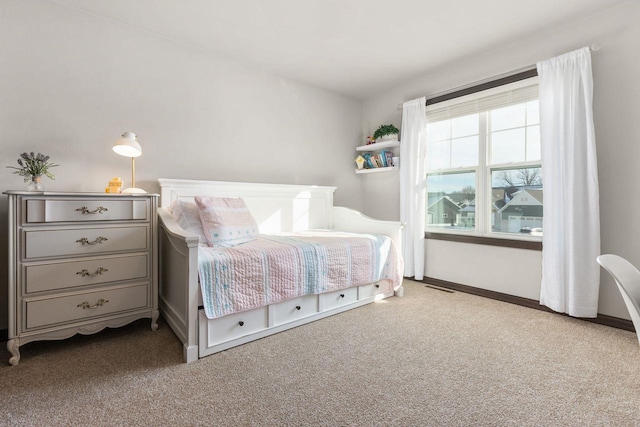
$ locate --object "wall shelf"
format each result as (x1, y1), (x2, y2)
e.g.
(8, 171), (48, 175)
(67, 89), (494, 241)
(356, 140), (400, 152)
(355, 166), (398, 174)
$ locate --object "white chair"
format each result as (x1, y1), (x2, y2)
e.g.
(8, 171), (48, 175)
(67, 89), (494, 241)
(597, 254), (640, 346)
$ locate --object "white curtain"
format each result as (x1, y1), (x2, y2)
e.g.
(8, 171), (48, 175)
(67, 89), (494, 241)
(400, 97), (428, 280)
(537, 47), (601, 317)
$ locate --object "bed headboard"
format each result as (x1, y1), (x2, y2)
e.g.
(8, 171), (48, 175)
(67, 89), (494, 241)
(158, 178), (337, 233)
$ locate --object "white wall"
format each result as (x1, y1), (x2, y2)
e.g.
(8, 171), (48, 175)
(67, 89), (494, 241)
(0, 0), (363, 330)
(426, 241), (542, 300)
(362, 1), (640, 319)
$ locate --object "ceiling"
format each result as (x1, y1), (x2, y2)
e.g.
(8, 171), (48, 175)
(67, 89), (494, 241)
(50, 0), (629, 99)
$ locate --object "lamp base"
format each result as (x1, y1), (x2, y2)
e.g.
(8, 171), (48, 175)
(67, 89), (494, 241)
(121, 187), (147, 194)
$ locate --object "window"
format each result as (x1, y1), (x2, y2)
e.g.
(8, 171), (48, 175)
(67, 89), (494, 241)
(426, 171), (475, 231)
(425, 74), (542, 239)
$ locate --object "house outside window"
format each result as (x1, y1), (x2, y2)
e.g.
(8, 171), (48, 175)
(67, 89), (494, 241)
(425, 75), (542, 240)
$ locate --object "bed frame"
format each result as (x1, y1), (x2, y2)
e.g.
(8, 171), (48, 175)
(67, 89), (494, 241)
(157, 178), (404, 362)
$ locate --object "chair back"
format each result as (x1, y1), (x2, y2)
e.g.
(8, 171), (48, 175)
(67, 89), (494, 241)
(597, 254), (640, 346)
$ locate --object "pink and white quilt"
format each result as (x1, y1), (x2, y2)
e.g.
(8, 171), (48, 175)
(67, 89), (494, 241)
(197, 230), (403, 319)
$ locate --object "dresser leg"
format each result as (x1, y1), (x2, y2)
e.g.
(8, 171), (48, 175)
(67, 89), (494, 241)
(7, 339), (20, 366)
(151, 309), (159, 331)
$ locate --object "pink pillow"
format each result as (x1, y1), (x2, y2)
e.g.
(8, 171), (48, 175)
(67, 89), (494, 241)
(194, 196), (259, 247)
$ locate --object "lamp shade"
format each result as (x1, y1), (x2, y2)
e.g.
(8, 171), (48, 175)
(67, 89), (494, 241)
(112, 131), (142, 158)
(112, 131), (146, 194)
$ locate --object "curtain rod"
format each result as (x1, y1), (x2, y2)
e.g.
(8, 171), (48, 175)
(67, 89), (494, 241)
(397, 43), (601, 109)
(425, 68), (537, 107)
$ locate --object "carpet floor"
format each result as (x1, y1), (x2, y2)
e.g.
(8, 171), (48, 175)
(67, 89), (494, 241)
(1, 280), (639, 426)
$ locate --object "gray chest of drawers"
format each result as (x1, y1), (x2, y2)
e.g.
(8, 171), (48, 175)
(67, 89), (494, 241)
(4, 191), (159, 365)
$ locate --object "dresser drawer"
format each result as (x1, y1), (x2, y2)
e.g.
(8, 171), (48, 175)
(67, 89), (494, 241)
(271, 294), (318, 326)
(201, 307), (268, 346)
(25, 283), (149, 330)
(319, 287), (358, 311)
(25, 199), (149, 223)
(24, 254), (148, 293)
(24, 226), (148, 259)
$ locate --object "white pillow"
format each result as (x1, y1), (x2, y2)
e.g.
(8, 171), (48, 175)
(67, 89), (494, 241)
(169, 199), (208, 245)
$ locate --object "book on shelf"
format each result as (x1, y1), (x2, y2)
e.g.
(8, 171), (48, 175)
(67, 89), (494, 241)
(376, 151), (385, 167)
(361, 151), (398, 169)
(383, 151), (394, 167)
(362, 152), (375, 168)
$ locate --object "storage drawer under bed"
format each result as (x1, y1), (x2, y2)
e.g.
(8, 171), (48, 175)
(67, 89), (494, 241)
(358, 281), (391, 300)
(319, 287), (358, 311)
(200, 306), (269, 347)
(270, 294), (318, 326)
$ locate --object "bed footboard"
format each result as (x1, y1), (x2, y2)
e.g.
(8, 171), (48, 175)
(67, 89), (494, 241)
(332, 206), (405, 296)
(158, 208), (200, 362)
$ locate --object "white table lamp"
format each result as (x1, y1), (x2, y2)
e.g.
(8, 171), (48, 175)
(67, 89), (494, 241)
(113, 131), (146, 194)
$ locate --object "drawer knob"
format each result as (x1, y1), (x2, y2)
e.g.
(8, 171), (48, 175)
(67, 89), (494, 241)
(76, 267), (108, 278)
(76, 206), (108, 215)
(340, 294), (345, 298)
(76, 236), (108, 246)
(375, 284), (380, 289)
(238, 321), (245, 327)
(295, 305), (301, 310)
(77, 299), (109, 310)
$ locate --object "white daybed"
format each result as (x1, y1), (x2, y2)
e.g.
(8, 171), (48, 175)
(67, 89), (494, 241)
(157, 178), (404, 363)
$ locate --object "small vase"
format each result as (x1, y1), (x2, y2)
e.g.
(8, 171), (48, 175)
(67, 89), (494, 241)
(27, 175), (44, 191)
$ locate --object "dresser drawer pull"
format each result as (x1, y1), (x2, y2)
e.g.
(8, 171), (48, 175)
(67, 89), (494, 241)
(238, 321), (245, 327)
(76, 236), (108, 246)
(375, 284), (380, 288)
(295, 305), (301, 310)
(340, 294), (345, 298)
(76, 206), (108, 215)
(76, 267), (109, 278)
(77, 299), (109, 310)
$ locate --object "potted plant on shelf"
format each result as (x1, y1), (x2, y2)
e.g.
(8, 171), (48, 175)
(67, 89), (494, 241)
(7, 152), (58, 191)
(373, 124), (399, 142)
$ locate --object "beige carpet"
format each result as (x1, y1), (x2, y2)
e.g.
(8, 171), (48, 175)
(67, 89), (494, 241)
(1, 280), (639, 426)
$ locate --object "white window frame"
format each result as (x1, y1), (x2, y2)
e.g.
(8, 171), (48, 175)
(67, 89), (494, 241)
(425, 75), (542, 242)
